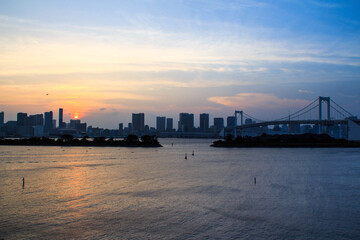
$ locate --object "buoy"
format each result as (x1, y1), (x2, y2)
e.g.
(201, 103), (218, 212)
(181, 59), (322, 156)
(22, 177), (25, 189)
(254, 177), (256, 184)
(185, 153), (187, 160)
(192, 150), (194, 156)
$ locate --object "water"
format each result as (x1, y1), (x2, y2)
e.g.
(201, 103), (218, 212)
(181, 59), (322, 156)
(1, 139), (360, 239)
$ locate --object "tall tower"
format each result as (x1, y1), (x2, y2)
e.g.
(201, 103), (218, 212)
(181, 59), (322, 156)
(59, 108), (64, 128)
(44, 111), (53, 133)
(166, 118), (173, 131)
(200, 113), (209, 132)
(132, 113), (145, 133)
(156, 116), (166, 132)
(178, 113), (194, 132)
(0, 111), (4, 125)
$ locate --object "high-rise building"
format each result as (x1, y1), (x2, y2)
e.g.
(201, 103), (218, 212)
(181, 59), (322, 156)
(166, 118), (173, 131)
(44, 111), (53, 133)
(29, 114), (43, 126)
(156, 116), (166, 132)
(59, 108), (65, 128)
(132, 113), (145, 133)
(178, 113), (194, 132)
(0, 112), (4, 125)
(214, 117), (224, 130)
(227, 116), (236, 128)
(17, 112), (28, 126)
(200, 113), (209, 132)
(119, 123), (123, 135)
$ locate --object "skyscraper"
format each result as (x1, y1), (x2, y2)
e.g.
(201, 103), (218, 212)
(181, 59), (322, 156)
(199, 113), (209, 132)
(0, 112), (4, 125)
(44, 111), (53, 133)
(29, 114), (43, 126)
(166, 118), (173, 131)
(59, 108), (64, 128)
(156, 116), (166, 132)
(132, 113), (145, 133)
(178, 113), (194, 132)
(17, 112), (28, 126)
(227, 116), (236, 128)
(214, 117), (224, 130)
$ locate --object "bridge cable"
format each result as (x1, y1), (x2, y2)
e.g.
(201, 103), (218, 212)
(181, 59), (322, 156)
(273, 98), (318, 121)
(330, 100), (354, 117)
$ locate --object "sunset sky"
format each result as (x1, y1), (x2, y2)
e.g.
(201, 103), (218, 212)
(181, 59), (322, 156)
(1, 0), (359, 128)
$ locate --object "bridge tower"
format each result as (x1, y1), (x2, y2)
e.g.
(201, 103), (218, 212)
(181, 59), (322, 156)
(318, 96), (330, 133)
(234, 110), (243, 138)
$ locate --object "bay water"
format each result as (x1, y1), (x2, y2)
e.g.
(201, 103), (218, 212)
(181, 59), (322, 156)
(1, 138), (359, 239)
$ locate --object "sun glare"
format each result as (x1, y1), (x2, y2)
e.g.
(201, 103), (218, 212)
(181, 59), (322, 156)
(74, 115), (79, 119)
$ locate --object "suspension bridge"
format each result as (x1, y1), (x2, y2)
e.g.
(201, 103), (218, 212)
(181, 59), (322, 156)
(228, 96), (359, 139)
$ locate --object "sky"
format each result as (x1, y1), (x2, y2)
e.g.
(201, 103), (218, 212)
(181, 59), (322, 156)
(0, 0), (359, 128)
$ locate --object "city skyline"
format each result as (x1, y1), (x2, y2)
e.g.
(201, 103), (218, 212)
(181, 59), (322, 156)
(1, 0), (360, 128)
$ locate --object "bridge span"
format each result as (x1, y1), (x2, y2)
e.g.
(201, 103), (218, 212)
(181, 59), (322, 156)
(227, 96), (359, 139)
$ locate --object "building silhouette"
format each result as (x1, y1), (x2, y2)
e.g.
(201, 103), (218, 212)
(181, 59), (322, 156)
(0, 112), (4, 126)
(17, 112), (28, 126)
(156, 116), (166, 132)
(178, 113), (194, 132)
(214, 117), (224, 130)
(29, 114), (44, 126)
(59, 108), (65, 128)
(200, 113), (209, 132)
(119, 123), (123, 135)
(166, 118), (173, 131)
(227, 116), (236, 128)
(132, 113), (145, 133)
(70, 119), (86, 132)
(44, 111), (53, 134)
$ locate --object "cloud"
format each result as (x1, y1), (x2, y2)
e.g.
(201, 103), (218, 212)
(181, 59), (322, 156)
(298, 89), (314, 94)
(1, 13), (359, 78)
(208, 93), (310, 110)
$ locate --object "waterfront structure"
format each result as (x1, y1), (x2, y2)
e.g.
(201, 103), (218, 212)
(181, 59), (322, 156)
(70, 119), (86, 132)
(132, 113), (145, 133)
(44, 111), (53, 134)
(59, 108), (65, 128)
(17, 112), (28, 126)
(119, 123), (123, 135)
(29, 114), (44, 126)
(227, 116), (235, 128)
(0, 112), (4, 125)
(178, 113), (194, 132)
(166, 118), (173, 131)
(200, 113), (209, 132)
(156, 116), (166, 132)
(214, 117), (224, 130)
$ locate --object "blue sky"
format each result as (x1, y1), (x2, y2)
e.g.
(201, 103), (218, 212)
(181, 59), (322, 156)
(0, 0), (359, 128)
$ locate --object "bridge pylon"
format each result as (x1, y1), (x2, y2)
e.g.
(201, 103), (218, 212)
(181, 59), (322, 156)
(234, 110), (243, 138)
(319, 96), (331, 133)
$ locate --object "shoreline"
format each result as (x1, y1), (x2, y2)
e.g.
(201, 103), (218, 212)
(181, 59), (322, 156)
(211, 133), (360, 148)
(0, 135), (162, 148)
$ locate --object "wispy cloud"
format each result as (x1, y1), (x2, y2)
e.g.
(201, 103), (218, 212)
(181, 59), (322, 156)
(298, 89), (314, 94)
(1, 13), (359, 79)
(208, 93), (310, 113)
